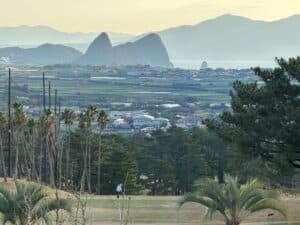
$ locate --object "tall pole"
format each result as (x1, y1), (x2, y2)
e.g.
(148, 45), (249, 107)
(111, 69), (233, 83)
(58, 97), (61, 115)
(54, 89), (58, 137)
(54, 89), (58, 115)
(58, 96), (61, 131)
(8, 68), (11, 177)
(43, 72), (46, 113)
(48, 81), (51, 110)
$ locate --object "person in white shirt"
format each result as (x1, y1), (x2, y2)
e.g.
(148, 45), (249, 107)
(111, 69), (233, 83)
(116, 183), (123, 198)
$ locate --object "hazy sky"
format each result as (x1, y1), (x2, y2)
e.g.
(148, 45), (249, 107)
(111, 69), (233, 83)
(1, 0), (300, 34)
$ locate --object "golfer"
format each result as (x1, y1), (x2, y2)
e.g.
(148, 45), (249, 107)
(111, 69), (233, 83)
(116, 183), (123, 198)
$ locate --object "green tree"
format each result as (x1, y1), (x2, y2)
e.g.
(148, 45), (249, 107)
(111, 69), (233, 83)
(180, 175), (290, 225)
(190, 128), (227, 183)
(101, 138), (138, 194)
(0, 180), (71, 225)
(135, 127), (222, 194)
(205, 57), (300, 176)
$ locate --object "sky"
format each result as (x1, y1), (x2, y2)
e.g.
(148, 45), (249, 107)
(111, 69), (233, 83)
(1, 0), (300, 34)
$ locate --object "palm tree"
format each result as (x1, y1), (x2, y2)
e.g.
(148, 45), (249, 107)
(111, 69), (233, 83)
(85, 105), (97, 128)
(26, 118), (38, 181)
(78, 112), (88, 192)
(85, 106), (97, 193)
(96, 109), (109, 194)
(0, 180), (71, 225)
(180, 175), (290, 225)
(38, 109), (55, 187)
(12, 103), (27, 178)
(61, 109), (76, 181)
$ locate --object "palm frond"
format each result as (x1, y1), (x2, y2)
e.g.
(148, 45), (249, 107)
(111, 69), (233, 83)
(0, 181), (71, 225)
(180, 175), (290, 225)
(31, 198), (71, 223)
(0, 186), (12, 213)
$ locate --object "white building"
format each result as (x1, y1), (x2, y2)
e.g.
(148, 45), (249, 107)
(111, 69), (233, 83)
(132, 115), (169, 129)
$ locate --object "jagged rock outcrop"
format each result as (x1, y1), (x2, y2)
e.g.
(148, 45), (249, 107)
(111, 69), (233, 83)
(77, 32), (172, 67)
(78, 32), (113, 65)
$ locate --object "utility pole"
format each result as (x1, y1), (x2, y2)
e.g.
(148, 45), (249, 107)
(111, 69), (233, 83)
(58, 96), (61, 131)
(43, 72), (46, 113)
(54, 89), (58, 138)
(7, 68), (12, 177)
(58, 97), (61, 115)
(54, 89), (58, 115)
(48, 81), (51, 110)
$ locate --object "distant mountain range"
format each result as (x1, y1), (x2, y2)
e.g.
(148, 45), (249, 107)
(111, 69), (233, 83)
(0, 33), (172, 67)
(1, 14), (300, 66)
(0, 44), (82, 65)
(0, 25), (133, 51)
(77, 32), (172, 67)
(156, 14), (300, 60)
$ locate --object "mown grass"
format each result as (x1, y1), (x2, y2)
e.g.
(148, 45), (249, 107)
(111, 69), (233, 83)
(85, 195), (300, 225)
(0, 179), (299, 225)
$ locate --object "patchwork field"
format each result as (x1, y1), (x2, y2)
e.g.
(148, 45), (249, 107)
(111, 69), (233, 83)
(0, 66), (255, 115)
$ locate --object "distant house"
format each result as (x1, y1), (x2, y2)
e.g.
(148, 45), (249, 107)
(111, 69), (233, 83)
(111, 118), (131, 129)
(132, 114), (169, 129)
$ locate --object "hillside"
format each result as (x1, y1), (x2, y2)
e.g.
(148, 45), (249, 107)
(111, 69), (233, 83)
(156, 14), (300, 60)
(0, 44), (82, 65)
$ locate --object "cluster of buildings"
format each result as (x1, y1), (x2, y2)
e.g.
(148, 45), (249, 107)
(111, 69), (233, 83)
(175, 115), (203, 129)
(107, 111), (170, 134)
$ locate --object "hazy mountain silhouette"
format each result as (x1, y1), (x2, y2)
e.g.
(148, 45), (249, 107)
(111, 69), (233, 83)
(156, 14), (300, 60)
(0, 25), (133, 51)
(77, 33), (172, 67)
(78, 33), (113, 65)
(2, 14), (300, 64)
(0, 44), (82, 65)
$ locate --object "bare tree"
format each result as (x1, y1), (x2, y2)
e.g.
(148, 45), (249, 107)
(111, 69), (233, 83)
(0, 112), (7, 182)
(117, 172), (131, 225)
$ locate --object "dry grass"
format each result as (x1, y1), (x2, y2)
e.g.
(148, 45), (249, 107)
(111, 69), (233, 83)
(0, 178), (68, 197)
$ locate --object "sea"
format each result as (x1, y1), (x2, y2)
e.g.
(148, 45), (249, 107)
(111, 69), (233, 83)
(172, 59), (277, 70)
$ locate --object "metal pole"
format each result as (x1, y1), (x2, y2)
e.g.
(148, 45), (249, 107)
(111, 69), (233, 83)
(8, 68), (11, 177)
(58, 96), (61, 131)
(54, 89), (58, 115)
(43, 72), (46, 113)
(48, 81), (51, 110)
(58, 97), (61, 115)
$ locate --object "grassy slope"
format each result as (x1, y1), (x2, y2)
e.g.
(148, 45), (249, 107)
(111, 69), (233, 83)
(0, 179), (299, 225)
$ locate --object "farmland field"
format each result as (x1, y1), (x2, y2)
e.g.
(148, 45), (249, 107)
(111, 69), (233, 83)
(0, 65), (257, 121)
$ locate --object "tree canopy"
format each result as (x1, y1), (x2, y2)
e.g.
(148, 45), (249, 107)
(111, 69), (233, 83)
(205, 57), (300, 175)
